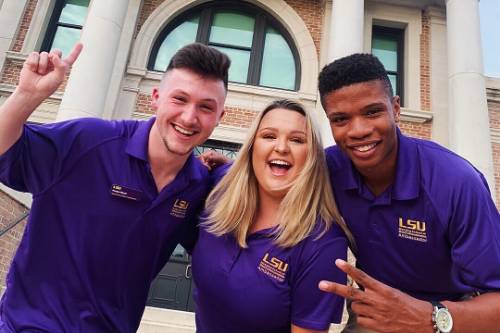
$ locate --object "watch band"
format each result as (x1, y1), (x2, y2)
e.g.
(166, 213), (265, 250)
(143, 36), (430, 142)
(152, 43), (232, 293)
(431, 300), (446, 309)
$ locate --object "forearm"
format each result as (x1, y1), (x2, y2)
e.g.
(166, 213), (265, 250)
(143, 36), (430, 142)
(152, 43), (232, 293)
(0, 88), (44, 155)
(444, 292), (500, 333)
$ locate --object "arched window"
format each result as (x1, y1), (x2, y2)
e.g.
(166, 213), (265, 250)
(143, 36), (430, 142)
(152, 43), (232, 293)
(148, 2), (300, 91)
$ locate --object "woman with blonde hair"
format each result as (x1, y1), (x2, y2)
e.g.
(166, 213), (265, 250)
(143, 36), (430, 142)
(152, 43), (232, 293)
(192, 99), (351, 333)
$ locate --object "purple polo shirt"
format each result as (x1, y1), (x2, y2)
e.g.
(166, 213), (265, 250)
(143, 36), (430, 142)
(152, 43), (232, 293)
(325, 128), (500, 301)
(192, 166), (347, 333)
(0, 118), (209, 333)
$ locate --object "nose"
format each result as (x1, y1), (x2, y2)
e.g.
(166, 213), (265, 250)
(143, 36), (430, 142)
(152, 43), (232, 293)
(274, 137), (290, 154)
(179, 104), (197, 126)
(348, 116), (371, 139)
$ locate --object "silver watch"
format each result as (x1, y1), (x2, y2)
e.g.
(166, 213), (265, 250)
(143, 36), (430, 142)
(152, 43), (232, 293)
(431, 301), (453, 333)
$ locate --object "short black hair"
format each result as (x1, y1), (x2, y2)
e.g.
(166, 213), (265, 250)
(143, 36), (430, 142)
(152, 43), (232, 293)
(166, 43), (231, 90)
(318, 53), (393, 107)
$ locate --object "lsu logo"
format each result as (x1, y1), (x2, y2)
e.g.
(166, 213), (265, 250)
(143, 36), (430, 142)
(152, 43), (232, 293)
(170, 199), (189, 218)
(258, 253), (289, 282)
(174, 199), (189, 210)
(398, 217), (427, 242)
(262, 253), (289, 272)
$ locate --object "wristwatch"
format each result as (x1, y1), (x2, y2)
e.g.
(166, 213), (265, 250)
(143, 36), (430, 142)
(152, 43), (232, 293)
(431, 301), (453, 333)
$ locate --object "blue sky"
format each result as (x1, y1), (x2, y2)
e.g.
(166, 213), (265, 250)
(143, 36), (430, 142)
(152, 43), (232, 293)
(480, 0), (500, 77)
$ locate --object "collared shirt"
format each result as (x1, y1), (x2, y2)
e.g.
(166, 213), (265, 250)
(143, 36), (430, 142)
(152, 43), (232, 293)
(192, 165), (347, 333)
(325, 129), (500, 301)
(0, 118), (209, 333)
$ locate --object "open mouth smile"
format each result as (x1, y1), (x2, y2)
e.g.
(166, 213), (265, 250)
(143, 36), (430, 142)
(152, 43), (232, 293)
(268, 159), (292, 176)
(173, 124), (197, 136)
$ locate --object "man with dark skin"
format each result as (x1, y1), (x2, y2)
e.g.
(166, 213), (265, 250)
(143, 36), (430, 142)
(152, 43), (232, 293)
(318, 53), (500, 333)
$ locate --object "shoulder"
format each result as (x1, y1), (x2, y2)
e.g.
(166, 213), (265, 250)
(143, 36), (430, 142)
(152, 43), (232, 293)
(209, 162), (231, 187)
(409, 136), (489, 191)
(25, 118), (139, 143)
(297, 223), (348, 258)
(324, 145), (350, 172)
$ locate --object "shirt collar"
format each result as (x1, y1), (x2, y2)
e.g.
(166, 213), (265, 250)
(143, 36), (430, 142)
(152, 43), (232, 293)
(337, 128), (420, 201)
(391, 128), (420, 200)
(125, 117), (155, 161)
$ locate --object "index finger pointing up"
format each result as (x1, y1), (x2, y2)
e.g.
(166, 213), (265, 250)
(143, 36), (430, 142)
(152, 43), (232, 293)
(63, 42), (83, 66)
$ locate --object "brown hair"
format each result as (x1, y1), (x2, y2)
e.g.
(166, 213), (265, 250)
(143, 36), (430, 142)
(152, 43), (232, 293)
(166, 43), (231, 90)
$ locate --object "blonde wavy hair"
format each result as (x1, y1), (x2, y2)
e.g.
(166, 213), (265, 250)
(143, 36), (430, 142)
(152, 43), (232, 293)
(203, 99), (352, 248)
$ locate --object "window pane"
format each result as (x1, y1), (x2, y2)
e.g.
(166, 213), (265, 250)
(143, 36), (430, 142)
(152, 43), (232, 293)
(372, 37), (398, 72)
(260, 26), (296, 90)
(59, 0), (89, 26)
(388, 74), (397, 95)
(51, 26), (81, 56)
(209, 11), (255, 48)
(213, 46), (250, 83)
(154, 16), (199, 72)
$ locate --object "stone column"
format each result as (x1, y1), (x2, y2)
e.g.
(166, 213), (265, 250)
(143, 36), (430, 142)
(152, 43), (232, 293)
(446, 0), (495, 192)
(57, 0), (130, 120)
(328, 0), (364, 61)
(0, 0), (28, 71)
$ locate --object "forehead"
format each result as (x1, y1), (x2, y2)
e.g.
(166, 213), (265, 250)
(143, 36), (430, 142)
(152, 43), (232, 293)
(323, 80), (390, 111)
(161, 68), (226, 95)
(259, 108), (306, 131)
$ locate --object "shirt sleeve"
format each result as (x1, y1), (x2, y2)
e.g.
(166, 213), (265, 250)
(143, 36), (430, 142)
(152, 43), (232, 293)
(0, 119), (111, 195)
(291, 226), (348, 330)
(449, 170), (500, 292)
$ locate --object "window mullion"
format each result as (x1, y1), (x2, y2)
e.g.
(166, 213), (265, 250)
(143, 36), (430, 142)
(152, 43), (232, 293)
(41, 0), (66, 52)
(247, 14), (265, 85)
(197, 8), (212, 43)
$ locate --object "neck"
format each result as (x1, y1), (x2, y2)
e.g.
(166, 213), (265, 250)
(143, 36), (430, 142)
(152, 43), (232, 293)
(148, 123), (190, 192)
(360, 155), (397, 197)
(251, 189), (283, 233)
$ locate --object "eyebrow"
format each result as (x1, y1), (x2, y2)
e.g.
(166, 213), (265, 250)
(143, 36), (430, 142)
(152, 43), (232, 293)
(170, 90), (218, 103)
(328, 102), (387, 115)
(258, 127), (306, 135)
(361, 102), (386, 110)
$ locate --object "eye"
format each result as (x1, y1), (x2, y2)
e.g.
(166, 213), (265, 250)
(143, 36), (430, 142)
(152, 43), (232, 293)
(329, 114), (347, 125)
(290, 137), (305, 144)
(200, 104), (215, 113)
(173, 96), (186, 103)
(365, 108), (383, 117)
(262, 134), (276, 140)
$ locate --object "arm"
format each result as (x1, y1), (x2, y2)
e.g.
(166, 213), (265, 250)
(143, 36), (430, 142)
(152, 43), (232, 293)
(0, 43), (82, 155)
(291, 324), (327, 333)
(319, 260), (500, 333)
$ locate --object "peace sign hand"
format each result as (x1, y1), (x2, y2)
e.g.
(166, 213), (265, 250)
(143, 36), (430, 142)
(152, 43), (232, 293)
(319, 259), (434, 333)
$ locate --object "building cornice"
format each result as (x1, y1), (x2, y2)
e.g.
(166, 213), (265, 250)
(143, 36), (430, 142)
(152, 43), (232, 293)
(400, 108), (433, 123)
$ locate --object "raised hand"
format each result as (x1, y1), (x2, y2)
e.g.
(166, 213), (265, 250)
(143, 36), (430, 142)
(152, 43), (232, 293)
(17, 43), (83, 102)
(198, 149), (231, 170)
(319, 259), (434, 333)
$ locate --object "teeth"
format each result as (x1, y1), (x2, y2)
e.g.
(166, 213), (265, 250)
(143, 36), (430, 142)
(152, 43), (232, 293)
(269, 160), (291, 166)
(354, 143), (376, 152)
(174, 125), (195, 136)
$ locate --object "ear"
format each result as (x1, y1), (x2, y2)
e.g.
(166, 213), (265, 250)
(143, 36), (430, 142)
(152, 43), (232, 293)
(392, 95), (401, 123)
(151, 88), (160, 110)
(218, 109), (225, 124)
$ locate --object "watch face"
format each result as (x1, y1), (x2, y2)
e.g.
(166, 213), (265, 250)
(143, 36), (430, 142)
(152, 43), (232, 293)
(435, 308), (453, 333)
